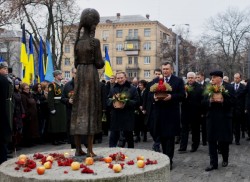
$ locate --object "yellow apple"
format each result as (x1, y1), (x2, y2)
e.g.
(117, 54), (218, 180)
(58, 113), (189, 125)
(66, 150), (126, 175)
(46, 156), (54, 162)
(137, 160), (145, 168)
(37, 166), (46, 175)
(64, 152), (70, 158)
(112, 164), (122, 173)
(19, 154), (27, 161)
(137, 155), (144, 161)
(85, 157), (94, 165)
(44, 161), (52, 169)
(71, 162), (80, 170)
(18, 158), (26, 165)
(104, 157), (112, 163)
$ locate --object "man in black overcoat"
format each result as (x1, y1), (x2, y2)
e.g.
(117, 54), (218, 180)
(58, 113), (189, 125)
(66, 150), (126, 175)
(0, 62), (12, 164)
(232, 73), (245, 145)
(179, 72), (203, 153)
(149, 62), (185, 170)
(203, 71), (235, 171)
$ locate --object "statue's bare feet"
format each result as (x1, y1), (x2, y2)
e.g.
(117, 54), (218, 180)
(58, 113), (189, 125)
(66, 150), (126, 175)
(87, 151), (97, 157)
(75, 149), (87, 156)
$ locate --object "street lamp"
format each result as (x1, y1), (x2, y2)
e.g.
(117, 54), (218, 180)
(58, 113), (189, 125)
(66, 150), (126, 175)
(172, 24), (189, 77)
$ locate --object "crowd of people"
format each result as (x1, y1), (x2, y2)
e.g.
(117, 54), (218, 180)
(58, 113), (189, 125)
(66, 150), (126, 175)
(1, 61), (250, 172)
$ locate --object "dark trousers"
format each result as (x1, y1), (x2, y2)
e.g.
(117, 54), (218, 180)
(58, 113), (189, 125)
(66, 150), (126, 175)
(160, 136), (175, 164)
(208, 141), (229, 167)
(180, 121), (200, 150)
(201, 116), (207, 144)
(233, 113), (244, 142)
(0, 144), (7, 165)
(109, 131), (134, 148)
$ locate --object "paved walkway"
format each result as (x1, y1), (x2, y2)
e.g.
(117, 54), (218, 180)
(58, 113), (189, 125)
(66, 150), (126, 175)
(11, 135), (250, 182)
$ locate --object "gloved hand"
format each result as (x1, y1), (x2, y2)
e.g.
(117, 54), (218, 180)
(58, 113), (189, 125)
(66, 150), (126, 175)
(50, 110), (56, 114)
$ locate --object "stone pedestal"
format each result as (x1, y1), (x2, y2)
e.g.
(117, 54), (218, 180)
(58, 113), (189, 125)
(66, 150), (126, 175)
(0, 148), (170, 182)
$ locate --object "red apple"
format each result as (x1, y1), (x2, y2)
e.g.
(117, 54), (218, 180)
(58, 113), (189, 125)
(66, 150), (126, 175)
(137, 160), (145, 168)
(71, 162), (80, 170)
(104, 157), (112, 163)
(85, 157), (94, 165)
(112, 164), (122, 173)
(44, 161), (52, 169)
(36, 166), (46, 175)
(137, 155), (144, 161)
(18, 158), (26, 165)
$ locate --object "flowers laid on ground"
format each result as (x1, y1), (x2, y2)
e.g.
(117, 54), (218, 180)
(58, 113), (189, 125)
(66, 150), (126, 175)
(13, 151), (158, 175)
(184, 84), (193, 93)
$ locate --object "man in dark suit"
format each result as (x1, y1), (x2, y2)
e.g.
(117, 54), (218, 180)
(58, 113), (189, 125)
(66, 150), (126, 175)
(179, 72), (203, 153)
(149, 62), (185, 170)
(232, 73), (245, 145)
(0, 62), (12, 164)
(203, 71), (235, 171)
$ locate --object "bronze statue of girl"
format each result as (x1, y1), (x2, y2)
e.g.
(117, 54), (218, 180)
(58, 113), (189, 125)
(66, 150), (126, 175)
(70, 8), (104, 157)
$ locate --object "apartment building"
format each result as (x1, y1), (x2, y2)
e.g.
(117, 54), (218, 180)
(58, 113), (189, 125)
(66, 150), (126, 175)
(61, 13), (174, 81)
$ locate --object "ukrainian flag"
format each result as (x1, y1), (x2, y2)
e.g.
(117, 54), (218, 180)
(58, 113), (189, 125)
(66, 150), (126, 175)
(20, 24), (28, 79)
(44, 40), (54, 82)
(38, 37), (45, 83)
(104, 47), (113, 80)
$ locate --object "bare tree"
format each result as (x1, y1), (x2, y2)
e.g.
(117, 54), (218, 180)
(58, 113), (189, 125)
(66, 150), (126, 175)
(6, 0), (80, 69)
(203, 7), (250, 78)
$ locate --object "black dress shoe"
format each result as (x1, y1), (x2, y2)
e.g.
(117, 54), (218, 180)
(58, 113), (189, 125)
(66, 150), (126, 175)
(205, 165), (218, 171)
(178, 148), (187, 153)
(190, 148), (197, 152)
(222, 161), (228, 167)
(134, 137), (141, 143)
(52, 141), (59, 145)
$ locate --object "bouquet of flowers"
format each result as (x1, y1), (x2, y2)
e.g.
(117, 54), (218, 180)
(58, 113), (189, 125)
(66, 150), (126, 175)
(112, 92), (129, 108)
(150, 75), (172, 99)
(204, 84), (228, 102)
(184, 84), (193, 93)
(68, 90), (74, 99)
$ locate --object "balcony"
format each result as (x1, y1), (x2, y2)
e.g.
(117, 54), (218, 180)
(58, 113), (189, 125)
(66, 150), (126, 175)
(126, 63), (140, 70)
(125, 35), (140, 41)
(124, 41), (140, 55)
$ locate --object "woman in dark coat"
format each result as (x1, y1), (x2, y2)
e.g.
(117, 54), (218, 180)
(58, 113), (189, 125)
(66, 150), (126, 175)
(12, 79), (24, 147)
(21, 83), (40, 146)
(70, 8), (104, 157)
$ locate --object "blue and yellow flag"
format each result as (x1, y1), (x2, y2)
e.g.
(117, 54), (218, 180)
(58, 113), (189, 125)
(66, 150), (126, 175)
(23, 34), (35, 84)
(20, 24), (28, 79)
(104, 47), (113, 80)
(38, 37), (45, 83)
(44, 40), (54, 82)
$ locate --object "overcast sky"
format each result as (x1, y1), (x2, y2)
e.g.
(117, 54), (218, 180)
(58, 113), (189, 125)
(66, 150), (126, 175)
(76, 0), (250, 41)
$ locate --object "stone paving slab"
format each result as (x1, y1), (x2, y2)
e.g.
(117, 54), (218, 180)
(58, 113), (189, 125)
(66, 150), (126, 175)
(7, 135), (250, 182)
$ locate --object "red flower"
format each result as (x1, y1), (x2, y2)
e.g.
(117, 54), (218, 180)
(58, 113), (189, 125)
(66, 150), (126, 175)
(126, 160), (134, 165)
(81, 166), (94, 174)
(145, 159), (158, 165)
(64, 171), (68, 174)
(33, 153), (44, 159)
(108, 163), (113, 169)
(14, 167), (20, 170)
(109, 152), (125, 161)
(23, 167), (32, 172)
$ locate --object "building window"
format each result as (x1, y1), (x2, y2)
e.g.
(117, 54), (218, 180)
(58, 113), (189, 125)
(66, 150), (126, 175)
(128, 57), (132, 64)
(143, 42), (151, 50)
(103, 44), (109, 51)
(133, 72), (137, 77)
(134, 29), (138, 37)
(128, 29), (133, 37)
(144, 56), (150, 64)
(144, 28), (151, 37)
(128, 72), (133, 78)
(65, 71), (70, 78)
(64, 58), (70, 66)
(116, 30), (123, 38)
(116, 57), (122, 65)
(64, 45), (70, 53)
(134, 57), (138, 65)
(144, 70), (150, 78)
(124, 41), (139, 50)
(102, 30), (109, 40)
(116, 43), (123, 51)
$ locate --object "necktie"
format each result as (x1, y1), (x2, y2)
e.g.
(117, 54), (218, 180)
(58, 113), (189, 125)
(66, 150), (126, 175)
(165, 77), (169, 83)
(235, 84), (238, 91)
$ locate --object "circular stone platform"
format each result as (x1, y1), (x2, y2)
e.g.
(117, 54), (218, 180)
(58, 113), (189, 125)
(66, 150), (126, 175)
(0, 148), (170, 182)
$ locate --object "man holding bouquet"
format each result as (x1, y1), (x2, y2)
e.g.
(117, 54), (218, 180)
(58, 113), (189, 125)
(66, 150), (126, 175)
(203, 71), (235, 171)
(107, 72), (139, 148)
(150, 62), (185, 170)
